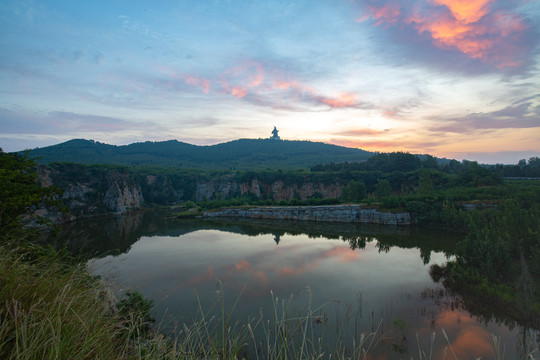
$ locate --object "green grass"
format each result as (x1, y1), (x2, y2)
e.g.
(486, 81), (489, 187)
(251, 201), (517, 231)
(0, 242), (131, 359)
(172, 209), (202, 218)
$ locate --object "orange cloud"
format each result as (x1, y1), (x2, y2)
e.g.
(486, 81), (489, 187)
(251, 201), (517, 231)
(362, 0), (528, 67)
(431, 310), (496, 359)
(334, 128), (388, 136)
(450, 328), (493, 359)
(433, 0), (492, 24)
(277, 260), (320, 276)
(406, 12), (493, 60)
(331, 139), (400, 150)
(321, 92), (358, 108)
(188, 266), (215, 285)
(252, 270), (268, 284)
(235, 259), (252, 272)
(324, 246), (361, 262)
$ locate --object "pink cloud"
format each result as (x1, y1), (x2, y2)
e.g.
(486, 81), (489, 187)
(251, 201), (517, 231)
(184, 76), (211, 94)
(235, 259), (252, 272)
(364, 3), (401, 25)
(188, 266), (215, 285)
(320, 92), (358, 108)
(230, 87), (248, 98)
(433, 0), (492, 24)
(359, 0), (529, 68)
(277, 260), (321, 276)
(180, 61), (362, 109)
(218, 61), (266, 97)
(274, 81), (299, 90)
(324, 246), (361, 263)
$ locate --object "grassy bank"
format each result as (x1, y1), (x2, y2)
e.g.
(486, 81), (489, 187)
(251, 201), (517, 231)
(1, 241), (131, 359)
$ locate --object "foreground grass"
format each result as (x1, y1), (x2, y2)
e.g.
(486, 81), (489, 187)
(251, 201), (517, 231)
(0, 242), (133, 359)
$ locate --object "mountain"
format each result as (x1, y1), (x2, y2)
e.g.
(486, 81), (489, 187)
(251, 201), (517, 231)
(25, 138), (374, 169)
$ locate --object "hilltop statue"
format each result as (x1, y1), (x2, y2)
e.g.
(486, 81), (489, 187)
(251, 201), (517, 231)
(270, 126), (281, 140)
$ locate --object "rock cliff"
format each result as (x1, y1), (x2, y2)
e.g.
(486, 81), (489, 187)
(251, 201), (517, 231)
(203, 205), (412, 225)
(194, 176), (343, 201)
(38, 165), (144, 221)
(36, 164), (350, 222)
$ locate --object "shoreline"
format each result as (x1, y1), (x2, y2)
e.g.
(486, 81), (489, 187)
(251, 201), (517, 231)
(203, 204), (412, 226)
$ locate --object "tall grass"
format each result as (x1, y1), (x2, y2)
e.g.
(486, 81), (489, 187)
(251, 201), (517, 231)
(0, 241), (133, 359)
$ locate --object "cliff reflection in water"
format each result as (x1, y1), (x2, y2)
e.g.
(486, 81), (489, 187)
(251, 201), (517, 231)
(49, 210), (457, 264)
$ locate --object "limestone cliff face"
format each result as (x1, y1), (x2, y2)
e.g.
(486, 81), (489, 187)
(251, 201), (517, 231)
(103, 180), (144, 214)
(38, 165), (144, 221)
(37, 164), (346, 222)
(195, 177), (342, 201)
(263, 181), (342, 201)
(195, 179), (241, 201)
(204, 205), (412, 225)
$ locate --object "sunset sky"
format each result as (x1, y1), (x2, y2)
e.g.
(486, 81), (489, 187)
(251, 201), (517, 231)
(1, 0), (539, 163)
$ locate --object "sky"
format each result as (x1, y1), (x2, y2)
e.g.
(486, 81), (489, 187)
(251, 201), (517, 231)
(1, 0), (539, 164)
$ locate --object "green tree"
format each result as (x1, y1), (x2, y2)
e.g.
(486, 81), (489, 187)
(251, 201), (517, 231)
(0, 150), (60, 240)
(417, 171), (433, 195)
(375, 179), (392, 199)
(456, 225), (511, 282)
(342, 180), (366, 202)
(422, 155), (439, 169)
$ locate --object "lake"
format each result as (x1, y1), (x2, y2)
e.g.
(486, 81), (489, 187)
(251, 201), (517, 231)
(49, 210), (539, 359)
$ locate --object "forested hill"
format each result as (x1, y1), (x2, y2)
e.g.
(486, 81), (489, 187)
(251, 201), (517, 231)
(24, 138), (374, 169)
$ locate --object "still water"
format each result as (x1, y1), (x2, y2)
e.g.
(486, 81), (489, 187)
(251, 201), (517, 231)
(49, 211), (539, 359)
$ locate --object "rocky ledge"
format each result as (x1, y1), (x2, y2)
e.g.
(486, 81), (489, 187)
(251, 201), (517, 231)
(203, 205), (412, 225)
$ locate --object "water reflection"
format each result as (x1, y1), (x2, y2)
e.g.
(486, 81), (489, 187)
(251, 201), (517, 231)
(47, 211), (538, 358)
(49, 211), (458, 264)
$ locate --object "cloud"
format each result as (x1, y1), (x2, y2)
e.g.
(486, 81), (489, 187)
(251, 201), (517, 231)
(333, 128), (390, 137)
(330, 138), (444, 154)
(433, 0), (492, 24)
(433, 311), (495, 359)
(429, 101), (540, 133)
(235, 259), (251, 272)
(0, 109), (144, 134)
(184, 76), (211, 94)
(330, 139), (398, 150)
(48, 111), (135, 131)
(320, 92), (358, 108)
(174, 60), (366, 110)
(324, 247), (361, 263)
(357, 0), (533, 69)
(449, 150), (540, 164)
(188, 266), (216, 286)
